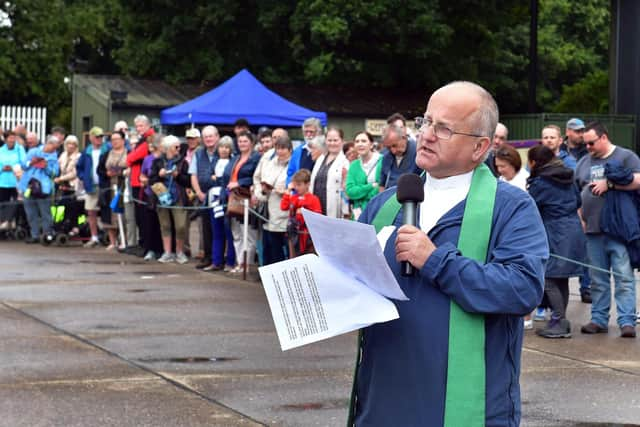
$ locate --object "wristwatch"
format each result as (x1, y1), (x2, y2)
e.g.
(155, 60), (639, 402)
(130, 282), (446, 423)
(607, 180), (615, 190)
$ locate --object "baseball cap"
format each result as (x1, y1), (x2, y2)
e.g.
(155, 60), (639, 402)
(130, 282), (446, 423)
(89, 126), (104, 137)
(186, 128), (201, 138)
(566, 118), (585, 130)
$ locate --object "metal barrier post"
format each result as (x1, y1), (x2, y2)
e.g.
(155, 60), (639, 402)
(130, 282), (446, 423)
(243, 198), (249, 280)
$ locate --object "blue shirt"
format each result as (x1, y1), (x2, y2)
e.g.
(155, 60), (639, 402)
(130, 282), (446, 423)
(19, 146), (59, 195)
(0, 144), (26, 188)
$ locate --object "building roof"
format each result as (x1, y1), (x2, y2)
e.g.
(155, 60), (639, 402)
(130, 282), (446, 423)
(73, 73), (427, 119)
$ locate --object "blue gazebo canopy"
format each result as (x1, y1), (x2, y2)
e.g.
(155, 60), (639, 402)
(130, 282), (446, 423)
(160, 69), (327, 127)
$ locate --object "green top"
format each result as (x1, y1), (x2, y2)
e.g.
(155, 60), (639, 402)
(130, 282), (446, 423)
(345, 155), (382, 211)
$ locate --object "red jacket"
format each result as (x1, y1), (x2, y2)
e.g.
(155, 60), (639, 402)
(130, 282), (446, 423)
(280, 192), (322, 253)
(126, 129), (153, 187)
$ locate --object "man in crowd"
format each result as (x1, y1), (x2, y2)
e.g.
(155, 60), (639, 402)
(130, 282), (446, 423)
(378, 122), (419, 190)
(564, 118), (588, 161)
(576, 121), (640, 338)
(126, 115), (154, 256)
(542, 124), (577, 169)
(485, 122), (508, 176)
(185, 127), (201, 164)
(76, 126), (109, 247)
(51, 126), (66, 153)
(190, 125), (220, 270)
(25, 131), (40, 149)
(286, 117), (323, 185)
(351, 81), (547, 426)
(232, 118), (250, 153)
(13, 124), (27, 145)
(386, 112), (414, 144)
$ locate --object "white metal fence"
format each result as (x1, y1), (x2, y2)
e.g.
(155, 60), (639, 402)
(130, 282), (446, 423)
(0, 105), (47, 142)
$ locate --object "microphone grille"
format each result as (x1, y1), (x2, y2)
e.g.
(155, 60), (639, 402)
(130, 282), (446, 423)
(396, 173), (424, 203)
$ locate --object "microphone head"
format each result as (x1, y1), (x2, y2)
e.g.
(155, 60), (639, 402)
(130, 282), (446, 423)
(396, 173), (424, 203)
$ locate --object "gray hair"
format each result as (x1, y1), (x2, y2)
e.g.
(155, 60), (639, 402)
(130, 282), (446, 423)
(64, 134), (79, 148)
(218, 135), (234, 150)
(114, 120), (128, 132)
(201, 125), (219, 137)
(302, 117), (323, 133)
(308, 135), (326, 151)
(134, 114), (150, 125)
(150, 133), (164, 149)
(45, 135), (59, 145)
(161, 135), (180, 151)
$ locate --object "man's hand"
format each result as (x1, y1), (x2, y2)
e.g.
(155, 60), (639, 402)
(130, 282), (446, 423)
(589, 180), (608, 196)
(395, 225), (436, 270)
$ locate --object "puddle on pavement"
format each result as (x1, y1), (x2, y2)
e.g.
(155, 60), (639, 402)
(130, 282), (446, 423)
(127, 289), (151, 293)
(78, 259), (147, 266)
(137, 356), (240, 364)
(279, 399), (348, 411)
(570, 424), (640, 427)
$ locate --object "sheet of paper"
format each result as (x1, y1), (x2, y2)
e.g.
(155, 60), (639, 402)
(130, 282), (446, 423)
(302, 209), (408, 301)
(259, 254), (399, 351)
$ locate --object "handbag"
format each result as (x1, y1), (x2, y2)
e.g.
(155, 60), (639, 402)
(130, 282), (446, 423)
(26, 178), (45, 199)
(226, 187), (251, 217)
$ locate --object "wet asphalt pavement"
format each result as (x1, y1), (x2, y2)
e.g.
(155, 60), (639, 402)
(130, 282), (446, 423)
(0, 241), (638, 426)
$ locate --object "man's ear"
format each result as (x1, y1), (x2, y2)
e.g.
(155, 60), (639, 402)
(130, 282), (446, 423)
(472, 137), (491, 162)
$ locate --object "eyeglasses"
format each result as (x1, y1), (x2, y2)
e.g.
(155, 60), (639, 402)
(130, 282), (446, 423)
(585, 136), (600, 146)
(414, 116), (485, 140)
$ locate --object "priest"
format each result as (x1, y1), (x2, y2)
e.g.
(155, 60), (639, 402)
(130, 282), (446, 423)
(350, 81), (548, 427)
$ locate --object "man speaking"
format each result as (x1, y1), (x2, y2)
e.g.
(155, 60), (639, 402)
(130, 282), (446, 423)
(350, 82), (548, 427)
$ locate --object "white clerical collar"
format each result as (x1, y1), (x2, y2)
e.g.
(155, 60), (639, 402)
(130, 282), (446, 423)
(424, 170), (474, 191)
(420, 170), (474, 233)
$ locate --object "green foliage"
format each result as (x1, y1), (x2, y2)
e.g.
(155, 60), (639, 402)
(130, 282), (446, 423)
(0, 0), (612, 126)
(552, 70), (609, 113)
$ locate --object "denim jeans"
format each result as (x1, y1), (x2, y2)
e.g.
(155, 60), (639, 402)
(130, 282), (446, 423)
(586, 234), (637, 327)
(210, 215), (236, 267)
(23, 197), (53, 238)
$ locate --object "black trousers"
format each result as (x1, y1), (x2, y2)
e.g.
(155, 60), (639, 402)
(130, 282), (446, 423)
(0, 187), (18, 222)
(201, 210), (212, 259)
(544, 277), (570, 320)
(132, 186), (145, 247)
(142, 206), (163, 254)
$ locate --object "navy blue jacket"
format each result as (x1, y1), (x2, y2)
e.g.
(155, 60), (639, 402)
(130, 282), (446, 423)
(601, 160), (640, 267)
(220, 152), (260, 203)
(379, 139), (421, 189)
(355, 180), (548, 427)
(76, 144), (110, 194)
(527, 160), (586, 278)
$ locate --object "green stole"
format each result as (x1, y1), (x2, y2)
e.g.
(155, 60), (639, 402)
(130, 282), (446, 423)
(348, 163), (497, 427)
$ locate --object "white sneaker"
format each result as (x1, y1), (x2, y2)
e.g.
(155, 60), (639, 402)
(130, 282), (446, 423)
(143, 251), (156, 261)
(158, 252), (175, 263)
(0, 221), (9, 230)
(175, 252), (189, 264)
(524, 319), (533, 330)
(83, 239), (99, 248)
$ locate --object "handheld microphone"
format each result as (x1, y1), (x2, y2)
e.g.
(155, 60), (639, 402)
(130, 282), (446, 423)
(396, 173), (425, 276)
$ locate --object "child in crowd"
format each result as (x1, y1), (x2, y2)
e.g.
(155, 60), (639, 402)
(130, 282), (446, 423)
(280, 169), (321, 257)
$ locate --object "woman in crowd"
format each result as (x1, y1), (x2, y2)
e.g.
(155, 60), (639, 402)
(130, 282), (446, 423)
(53, 135), (82, 235)
(223, 131), (260, 273)
(494, 144), (529, 191)
(19, 135), (59, 243)
(345, 131), (382, 219)
(255, 135), (292, 265)
(209, 136), (236, 271)
(149, 135), (192, 264)
(139, 133), (164, 260)
(527, 144), (585, 339)
(0, 131), (26, 230)
(343, 140), (357, 163)
(310, 127), (350, 219)
(97, 130), (128, 250)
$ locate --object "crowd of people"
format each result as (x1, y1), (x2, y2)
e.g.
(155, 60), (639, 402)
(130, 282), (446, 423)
(488, 117), (639, 339)
(0, 110), (638, 341)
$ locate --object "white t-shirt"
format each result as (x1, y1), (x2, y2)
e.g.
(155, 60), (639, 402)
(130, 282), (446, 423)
(361, 152), (380, 184)
(91, 149), (101, 185)
(419, 170), (474, 233)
